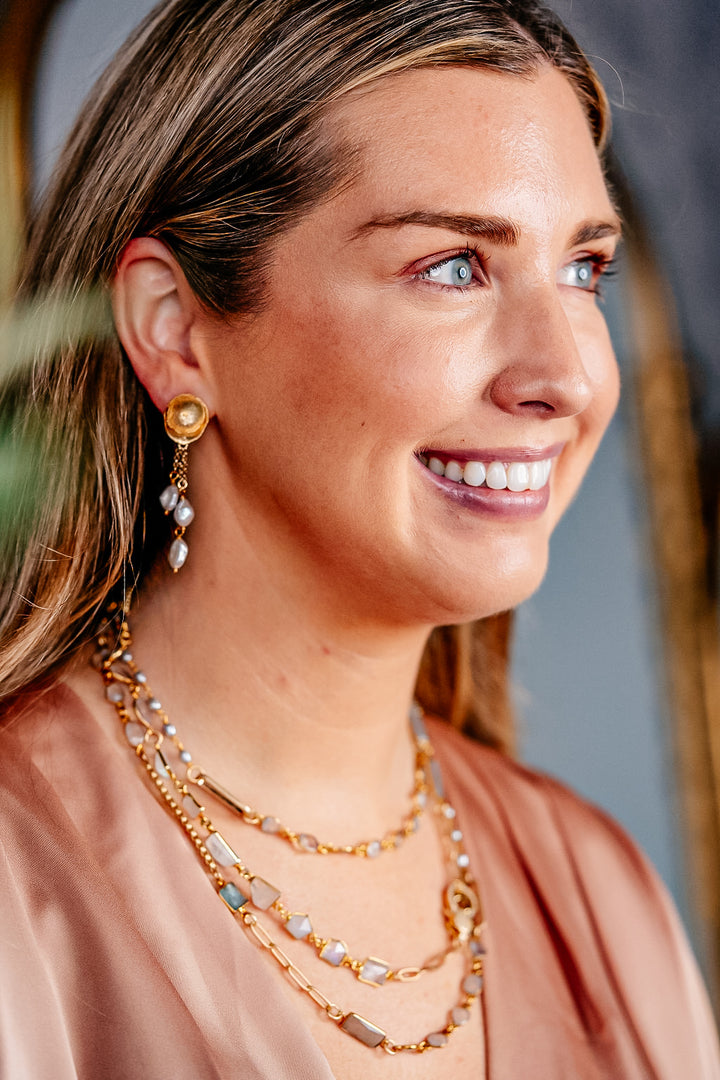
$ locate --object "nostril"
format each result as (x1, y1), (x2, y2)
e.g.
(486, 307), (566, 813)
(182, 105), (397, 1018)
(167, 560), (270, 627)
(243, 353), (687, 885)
(519, 400), (555, 414)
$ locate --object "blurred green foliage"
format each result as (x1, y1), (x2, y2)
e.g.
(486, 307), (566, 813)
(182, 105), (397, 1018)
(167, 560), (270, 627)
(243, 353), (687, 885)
(0, 287), (114, 380)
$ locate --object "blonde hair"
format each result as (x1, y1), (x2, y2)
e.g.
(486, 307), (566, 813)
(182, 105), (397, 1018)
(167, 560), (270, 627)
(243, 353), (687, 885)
(0, 0), (609, 750)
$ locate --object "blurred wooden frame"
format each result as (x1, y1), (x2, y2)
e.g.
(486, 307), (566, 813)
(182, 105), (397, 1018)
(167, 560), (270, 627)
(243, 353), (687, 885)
(618, 177), (720, 1011)
(0, 0), (62, 305)
(2, 0), (720, 1017)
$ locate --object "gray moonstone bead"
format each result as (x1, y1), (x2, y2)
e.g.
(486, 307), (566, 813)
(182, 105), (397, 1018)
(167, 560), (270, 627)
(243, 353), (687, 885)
(285, 914), (312, 940)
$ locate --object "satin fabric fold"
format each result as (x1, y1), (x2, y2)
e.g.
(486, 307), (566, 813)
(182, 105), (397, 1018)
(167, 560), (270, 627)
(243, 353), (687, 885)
(430, 720), (720, 1078)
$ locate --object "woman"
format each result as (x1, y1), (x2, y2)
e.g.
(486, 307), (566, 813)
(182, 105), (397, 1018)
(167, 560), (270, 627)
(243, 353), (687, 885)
(0, 0), (717, 1076)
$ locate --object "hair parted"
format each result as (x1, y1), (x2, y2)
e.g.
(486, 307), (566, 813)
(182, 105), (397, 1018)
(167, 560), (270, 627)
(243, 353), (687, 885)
(0, 0), (609, 748)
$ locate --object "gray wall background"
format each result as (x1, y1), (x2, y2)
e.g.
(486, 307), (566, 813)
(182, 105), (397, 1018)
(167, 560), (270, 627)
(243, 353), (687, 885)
(31, 0), (719, 966)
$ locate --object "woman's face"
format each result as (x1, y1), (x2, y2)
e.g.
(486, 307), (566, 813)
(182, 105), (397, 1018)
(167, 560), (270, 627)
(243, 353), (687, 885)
(200, 65), (620, 626)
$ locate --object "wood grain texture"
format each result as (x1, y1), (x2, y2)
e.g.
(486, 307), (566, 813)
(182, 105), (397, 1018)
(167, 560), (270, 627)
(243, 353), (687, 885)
(0, 0), (61, 302)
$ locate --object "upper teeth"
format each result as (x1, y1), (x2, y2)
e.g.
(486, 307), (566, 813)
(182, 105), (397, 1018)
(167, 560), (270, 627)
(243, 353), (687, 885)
(422, 455), (552, 491)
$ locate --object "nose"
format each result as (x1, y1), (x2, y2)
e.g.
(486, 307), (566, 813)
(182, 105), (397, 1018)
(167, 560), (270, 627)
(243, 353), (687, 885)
(486, 288), (593, 419)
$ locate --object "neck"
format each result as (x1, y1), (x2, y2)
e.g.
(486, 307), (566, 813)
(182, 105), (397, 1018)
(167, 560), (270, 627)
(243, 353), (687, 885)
(122, 546), (431, 839)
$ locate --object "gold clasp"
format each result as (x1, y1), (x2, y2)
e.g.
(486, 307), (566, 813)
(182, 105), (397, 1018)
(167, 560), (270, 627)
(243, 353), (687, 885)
(444, 879), (480, 943)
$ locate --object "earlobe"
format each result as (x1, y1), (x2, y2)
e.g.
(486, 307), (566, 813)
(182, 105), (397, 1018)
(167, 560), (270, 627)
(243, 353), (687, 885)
(112, 237), (213, 413)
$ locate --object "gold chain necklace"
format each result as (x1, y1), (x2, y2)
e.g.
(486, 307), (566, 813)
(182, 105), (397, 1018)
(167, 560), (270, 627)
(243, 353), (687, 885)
(188, 756), (429, 857)
(95, 613), (487, 1055)
(105, 646), (431, 859)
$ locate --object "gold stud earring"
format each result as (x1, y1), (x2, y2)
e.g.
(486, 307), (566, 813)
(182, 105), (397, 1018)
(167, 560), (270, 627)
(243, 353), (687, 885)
(159, 394), (209, 571)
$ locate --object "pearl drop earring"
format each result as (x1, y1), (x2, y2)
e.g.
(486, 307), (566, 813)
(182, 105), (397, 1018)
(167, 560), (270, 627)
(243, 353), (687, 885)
(159, 394), (209, 571)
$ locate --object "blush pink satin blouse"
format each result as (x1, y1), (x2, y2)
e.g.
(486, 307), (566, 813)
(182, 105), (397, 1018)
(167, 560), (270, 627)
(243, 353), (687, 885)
(0, 685), (718, 1078)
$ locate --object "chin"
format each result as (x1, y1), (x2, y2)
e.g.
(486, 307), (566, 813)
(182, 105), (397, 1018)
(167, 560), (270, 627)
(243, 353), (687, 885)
(412, 543), (551, 626)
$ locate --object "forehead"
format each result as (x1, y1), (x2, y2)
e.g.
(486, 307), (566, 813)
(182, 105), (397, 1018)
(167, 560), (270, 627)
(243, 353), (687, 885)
(324, 64), (615, 232)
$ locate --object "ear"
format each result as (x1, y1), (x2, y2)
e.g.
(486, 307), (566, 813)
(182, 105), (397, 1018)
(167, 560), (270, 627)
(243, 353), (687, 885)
(112, 237), (215, 414)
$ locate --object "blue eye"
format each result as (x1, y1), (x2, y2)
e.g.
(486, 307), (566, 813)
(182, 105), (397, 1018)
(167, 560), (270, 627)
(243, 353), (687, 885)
(558, 258), (597, 291)
(421, 255), (475, 287)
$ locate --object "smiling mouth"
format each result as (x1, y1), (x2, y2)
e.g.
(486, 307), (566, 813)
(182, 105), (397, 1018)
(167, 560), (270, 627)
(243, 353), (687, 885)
(417, 452), (553, 491)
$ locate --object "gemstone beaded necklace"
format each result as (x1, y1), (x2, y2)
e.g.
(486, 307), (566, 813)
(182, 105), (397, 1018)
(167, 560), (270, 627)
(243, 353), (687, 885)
(95, 612), (487, 1055)
(189, 750), (430, 858)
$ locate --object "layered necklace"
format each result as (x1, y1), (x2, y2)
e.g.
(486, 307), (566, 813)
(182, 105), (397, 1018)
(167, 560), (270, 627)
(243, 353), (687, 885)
(95, 610), (487, 1056)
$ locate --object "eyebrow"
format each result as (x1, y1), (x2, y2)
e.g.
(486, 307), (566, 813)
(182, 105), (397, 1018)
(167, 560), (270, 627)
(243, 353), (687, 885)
(349, 211), (622, 247)
(568, 220), (623, 246)
(350, 211), (520, 246)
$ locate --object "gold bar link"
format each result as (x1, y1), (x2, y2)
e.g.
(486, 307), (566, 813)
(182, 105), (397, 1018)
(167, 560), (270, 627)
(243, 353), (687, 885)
(201, 773), (254, 817)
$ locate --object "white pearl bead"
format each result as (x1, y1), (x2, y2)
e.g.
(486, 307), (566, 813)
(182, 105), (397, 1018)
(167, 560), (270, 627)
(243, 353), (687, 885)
(159, 484), (179, 511)
(168, 537), (188, 570)
(173, 498), (195, 527)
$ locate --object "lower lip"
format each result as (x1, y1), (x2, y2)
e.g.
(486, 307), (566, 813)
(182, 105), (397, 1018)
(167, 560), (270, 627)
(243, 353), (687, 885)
(418, 461), (551, 518)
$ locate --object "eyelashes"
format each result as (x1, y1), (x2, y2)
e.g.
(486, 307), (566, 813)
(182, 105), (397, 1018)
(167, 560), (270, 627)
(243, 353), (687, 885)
(566, 253), (619, 296)
(415, 248), (486, 291)
(586, 254), (618, 298)
(413, 248), (619, 296)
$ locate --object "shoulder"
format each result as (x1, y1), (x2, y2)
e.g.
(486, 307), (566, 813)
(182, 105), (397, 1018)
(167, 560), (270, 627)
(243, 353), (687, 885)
(0, 678), (87, 741)
(0, 684), (248, 1078)
(0, 685), (111, 1075)
(429, 714), (659, 879)
(0, 681), (95, 808)
(0, 680), (128, 924)
(0, 682), (107, 901)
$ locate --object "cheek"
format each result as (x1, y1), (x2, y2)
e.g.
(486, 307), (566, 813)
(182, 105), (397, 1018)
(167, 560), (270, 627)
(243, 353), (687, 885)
(279, 294), (465, 444)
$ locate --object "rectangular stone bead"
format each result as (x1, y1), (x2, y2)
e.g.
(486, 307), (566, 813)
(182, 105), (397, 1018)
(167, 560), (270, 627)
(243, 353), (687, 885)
(124, 722), (145, 748)
(154, 748), (170, 779)
(429, 757), (445, 800)
(182, 792), (203, 819)
(358, 957), (389, 986)
(206, 830), (239, 867)
(340, 1012), (386, 1048)
(219, 882), (249, 912)
(409, 703), (428, 741)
